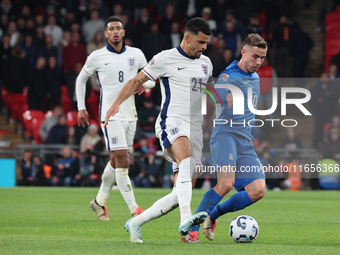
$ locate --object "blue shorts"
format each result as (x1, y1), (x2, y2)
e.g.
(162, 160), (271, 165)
(210, 132), (265, 192)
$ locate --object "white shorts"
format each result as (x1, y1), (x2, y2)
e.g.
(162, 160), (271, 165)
(156, 117), (203, 169)
(101, 120), (136, 151)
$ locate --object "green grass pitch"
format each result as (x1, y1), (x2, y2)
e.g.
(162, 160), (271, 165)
(0, 188), (339, 254)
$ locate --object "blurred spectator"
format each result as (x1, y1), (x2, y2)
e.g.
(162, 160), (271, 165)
(137, 98), (159, 137)
(34, 14), (44, 27)
(20, 5), (31, 19)
(167, 21), (183, 48)
(310, 73), (339, 148)
(208, 38), (225, 68)
(62, 32), (86, 73)
(70, 22), (85, 44)
(141, 23), (170, 62)
(0, 0), (16, 20)
(58, 30), (71, 52)
(289, 22), (314, 78)
(82, 9), (104, 44)
(159, 4), (177, 35)
(80, 124), (101, 152)
(31, 155), (48, 186)
(45, 114), (67, 144)
(16, 16), (25, 35)
(281, 127), (303, 150)
(217, 9), (248, 41)
(133, 7), (152, 48)
(0, 32), (12, 76)
(33, 25), (45, 49)
(270, 15), (293, 77)
(39, 106), (63, 142)
(112, 3), (123, 18)
(220, 18), (242, 58)
(256, 58), (278, 119)
(247, 13), (263, 35)
(162, 161), (174, 188)
(92, 0), (110, 20)
(121, 14), (133, 41)
(46, 56), (63, 108)
(62, 11), (77, 31)
(17, 151), (33, 186)
(78, 145), (101, 186)
(51, 146), (79, 186)
(316, 0), (334, 32)
(65, 126), (77, 145)
(323, 128), (340, 158)
(3, 44), (29, 93)
(213, 48), (234, 77)
(324, 115), (340, 142)
(28, 57), (47, 111)
(39, 34), (61, 66)
(86, 30), (105, 55)
(21, 34), (39, 68)
(146, 145), (162, 187)
(7, 20), (20, 47)
(134, 135), (149, 155)
(0, 13), (8, 32)
(201, 7), (217, 34)
(44, 15), (63, 46)
(328, 64), (340, 80)
(24, 18), (35, 37)
(210, 0), (234, 24)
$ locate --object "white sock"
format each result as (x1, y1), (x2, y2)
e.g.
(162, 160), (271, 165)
(132, 188), (178, 226)
(177, 157), (195, 222)
(116, 168), (138, 214)
(96, 161), (116, 206)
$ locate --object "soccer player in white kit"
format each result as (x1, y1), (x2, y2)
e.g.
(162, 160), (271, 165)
(76, 17), (154, 221)
(104, 17), (213, 243)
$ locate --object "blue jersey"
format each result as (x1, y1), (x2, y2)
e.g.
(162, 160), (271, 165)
(213, 60), (260, 141)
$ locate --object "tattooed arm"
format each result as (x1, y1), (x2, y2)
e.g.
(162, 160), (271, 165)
(104, 71), (150, 126)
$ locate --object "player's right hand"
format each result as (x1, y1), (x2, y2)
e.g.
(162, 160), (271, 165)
(104, 102), (119, 127)
(77, 109), (89, 128)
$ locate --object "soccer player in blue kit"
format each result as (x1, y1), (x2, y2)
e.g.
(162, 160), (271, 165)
(185, 33), (268, 242)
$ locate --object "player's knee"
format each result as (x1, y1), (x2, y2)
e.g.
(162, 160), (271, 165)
(215, 179), (233, 197)
(113, 151), (129, 167)
(248, 184), (266, 202)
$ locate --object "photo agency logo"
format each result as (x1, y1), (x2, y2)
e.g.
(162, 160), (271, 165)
(200, 79), (312, 128)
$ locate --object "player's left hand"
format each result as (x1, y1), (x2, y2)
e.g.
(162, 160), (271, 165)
(134, 84), (146, 95)
(104, 102), (119, 127)
(227, 94), (233, 108)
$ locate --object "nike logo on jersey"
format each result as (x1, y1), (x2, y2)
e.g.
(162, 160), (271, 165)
(243, 80), (250, 85)
(105, 62), (112, 65)
(178, 67), (187, 70)
(181, 181), (191, 184)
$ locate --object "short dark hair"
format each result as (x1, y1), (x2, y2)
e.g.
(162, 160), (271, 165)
(104, 16), (123, 30)
(184, 17), (211, 36)
(242, 33), (267, 49)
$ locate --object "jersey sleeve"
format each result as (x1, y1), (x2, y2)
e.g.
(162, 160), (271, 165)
(82, 52), (98, 77)
(137, 49), (148, 70)
(142, 51), (168, 81)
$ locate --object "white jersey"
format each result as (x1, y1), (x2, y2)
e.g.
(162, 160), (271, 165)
(83, 44), (148, 122)
(142, 46), (213, 130)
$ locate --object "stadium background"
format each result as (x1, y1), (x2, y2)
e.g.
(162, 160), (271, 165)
(0, 0), (340, 191)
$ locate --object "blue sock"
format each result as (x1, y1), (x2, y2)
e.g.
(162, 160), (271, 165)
(210, 190), (253, 220)
(191, 188), (223, 232)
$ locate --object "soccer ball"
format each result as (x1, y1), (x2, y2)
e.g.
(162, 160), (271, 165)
(229, 215), (259, 243)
